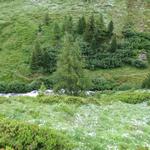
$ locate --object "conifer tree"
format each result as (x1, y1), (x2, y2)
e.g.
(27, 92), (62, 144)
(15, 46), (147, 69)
(110, 35), (117, 52)
(30, 40), (43, 70)
(76, 16), (86, 35)
(96, 14), (106, 31)
(54, 34), (89, 95)
(52, 22), (61, 47)
(84, 15), (95, 43)
(107, 20), (114, 38)
(62, 16), (73, 34)
(42, 47), (57, 73)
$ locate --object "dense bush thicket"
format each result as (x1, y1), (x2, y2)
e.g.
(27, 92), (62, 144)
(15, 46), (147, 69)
(0, 77), (55, 93)
(90, 77), (117, 91)
(0, 76), (140, 93)
(31, 41), (58, 73)
(0, 117), (74, 150)
(30, 14), (150, 73)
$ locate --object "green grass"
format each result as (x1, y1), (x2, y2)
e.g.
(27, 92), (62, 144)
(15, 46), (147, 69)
(0, 0), (149, 83)
(0, 90), (150, 149)
(87, 66), (150, 88)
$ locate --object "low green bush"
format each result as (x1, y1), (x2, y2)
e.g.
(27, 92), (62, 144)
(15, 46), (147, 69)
(0, 77), (55, 93)
(0, 82), (29, 93)
(95, 91), (150, 104)
(142, 74), (150, 89)
(115, 83), (139, 91)
(91, 77), (116, 91)
(0, 82), (5, 92)
(37, 95), (99, 105)
(131, 59), (147, 69)
(0, 117), (75, 150)
(6, 81), (28, 93)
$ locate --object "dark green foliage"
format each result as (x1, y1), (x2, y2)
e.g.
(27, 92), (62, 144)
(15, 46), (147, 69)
(31, 41), (57, 73)
(52, 22), (61, 47)
(0, 82), (32, 93)
(30, 40), (43, 70)
(122, 23), (150, 51)
(116, 83), (139, 91)
(31, 15), (149, 73)
(6, 82), (28, 93)
(54, 34), (90, 95)
(109, 35), (117, 53)
(107, 20), (114, 38)
(122, 22), (135, 38)
(131, 59), (147, 69)
(0, 83), (5, 93)
(142, 74), (150, 89)
(0, 118), (75, 150)
(84, 15), (95, 43)
(96, 14), (106, 31)
(0, 77), (56, 93)
(42, 47), (58, 73)
(76, 16), (86, 35)
(62, 16), (74, 34)
(38, 24), (42, 33)
(81, 15), (121, 69)
(91, 77), (116, 91)
(95, 91), (150, 104)
(86, 51), (124, 69)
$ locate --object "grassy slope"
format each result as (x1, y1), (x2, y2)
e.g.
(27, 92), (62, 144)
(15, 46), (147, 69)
(0, 0), (149, 83)
(0, 91), (150, 149)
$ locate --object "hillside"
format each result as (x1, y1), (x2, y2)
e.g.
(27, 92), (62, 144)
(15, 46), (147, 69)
(0, 1), (150, 149)
(0, 0), (149, 83)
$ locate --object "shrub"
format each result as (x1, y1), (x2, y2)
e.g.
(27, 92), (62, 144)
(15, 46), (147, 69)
(131, 59), (147, 69)
(91, 77), (116, 91)
(115, 83), (139, 91)
(0, 117), (75, 150)
(142, 74), (150, 89)
(5, 82), (29, 93)
(37, 95), (99, 105)
(95, 91), (150, 104)
(0, 82), (6, 93)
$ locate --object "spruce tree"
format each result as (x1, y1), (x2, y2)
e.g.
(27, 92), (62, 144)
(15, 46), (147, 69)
(30, 40), (43, 70)
(54, 34), (89, 95)
(76, 16), (86, 35)
(96, 14), (106, 31)
(110, 35), (117, 53)
(84, 15), (95, 43)
(52, 22), (61, 47)
(107, 20), (114, 38)
(62, 16), (73, 34)
(42, 47), (57, 73)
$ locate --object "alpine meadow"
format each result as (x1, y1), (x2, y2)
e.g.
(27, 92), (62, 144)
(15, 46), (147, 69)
(0, 0), (150, 150)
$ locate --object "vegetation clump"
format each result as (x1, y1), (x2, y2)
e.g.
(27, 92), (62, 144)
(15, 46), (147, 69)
(0, 117), (75, 150)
